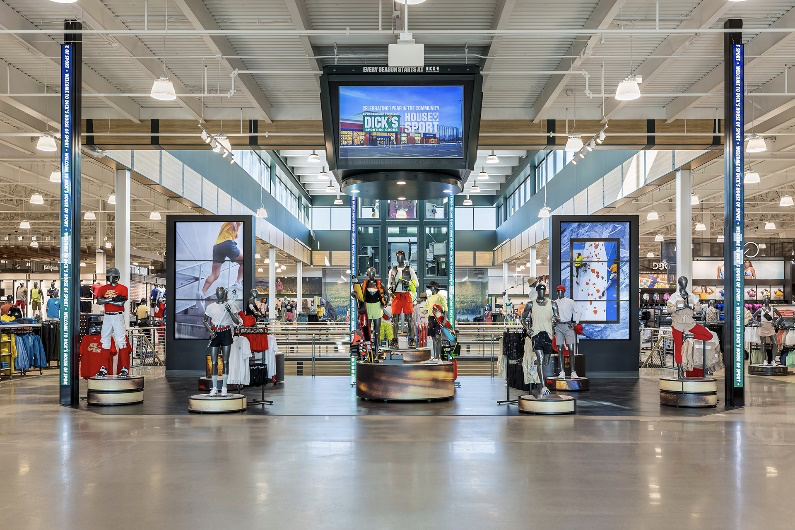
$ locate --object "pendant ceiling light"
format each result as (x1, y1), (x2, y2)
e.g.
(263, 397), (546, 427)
(149, 211), (162, 220)
(717, 235), (724, 243)
(744, 170), (760, 184)
(84, 211), (96, 220)
(19, 220), (30, 229)
(326, 181), (336, 193)
(646, 210), (659, 221)
(470, 184), (480, 193)
(256, 207), (268, 219)
(105, 241), (112, 249)
(307, 151), (321, 164)
(334, 195), (343, 205)
(780, 195), (794, 207)
(36, 134), (57, 152)
(746, 134), (767, 153)
(258, 267), (263, 273)
(255, 253), (261, 259)
(79, 262), (86, 267)
(50, 170), (61, 183)
(646, 251), (654, 258)
(30, 193), (44, 205)
(695, 222), (706, 231)
(486, 151), (499, 164)
(615, 77), (641, 101)
(30, 240), (39, 248)
(150, 76), (177, 101)
(765, 221), (776, 230)
(691, 194), (699, 206)
(51, 0), (79, 3)
(655, 233), (664, 242)
(108, 193), (116, 205)
(538, 206), (551, 218)
(395, 0), (427, 4)
(565, 134), (583, 152)
(463, 196), (473, 206)
(216, 135), (231, 154)
(478, 168), (489, 180)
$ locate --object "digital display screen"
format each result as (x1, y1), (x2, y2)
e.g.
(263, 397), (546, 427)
(174, 221), (245, 340)
(338, 85), (464, 160)
(560, 222), (631, 340)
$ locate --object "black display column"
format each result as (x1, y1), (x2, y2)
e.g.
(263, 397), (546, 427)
(59, 20), (82, 407)
(723, 18), (745, 408)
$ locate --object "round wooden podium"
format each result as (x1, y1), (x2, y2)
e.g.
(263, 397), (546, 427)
(544, 376), (590, 391)
(518, 393), (575, 415)
(188, 394), (247, 413)
(380, 347), (432, 363)
(87, 376), (144, 406)
(748, 364), (789, 376)
(356, 361), (455, 401)
(659, 377), (718, 408)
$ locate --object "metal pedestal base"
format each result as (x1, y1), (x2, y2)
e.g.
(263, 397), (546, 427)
(87, 376), (144, 406)
(659, 378), (717, 408)
(544, 376), (590, 391)
(188, 394), (247, 413)
(748, 364), (789, 376)
(518, 393), (576, 415)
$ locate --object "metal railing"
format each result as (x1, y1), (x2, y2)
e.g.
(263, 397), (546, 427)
(128, 326), (166, 367)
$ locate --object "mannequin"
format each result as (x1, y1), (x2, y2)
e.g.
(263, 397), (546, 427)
(553, 285), (582, 379)
(425, 281), (447, 359)
(95, 267), (130, 377)
(754, 296), (783, 366)
(362, 267), (387, 355)
(388, 250), (418, 347)
(47, 280), (59, 299)
(666, 276), (712, 378)
(521, 313), (549, 397)
(30, 282), (42, 316)
(203, 286), (241, 396)
(248, 289), (265, 320)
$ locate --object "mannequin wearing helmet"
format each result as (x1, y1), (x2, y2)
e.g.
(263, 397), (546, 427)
(203, 286), (241, 396)
(95, 267), (130, 376)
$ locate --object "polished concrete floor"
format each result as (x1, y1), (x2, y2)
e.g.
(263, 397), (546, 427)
(0, 369), (794, 529)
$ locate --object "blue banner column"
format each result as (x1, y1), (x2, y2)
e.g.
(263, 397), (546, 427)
(723, 18), (744, 408)
(349, 197), (357, 382)
(447, 197), (455, 322)
(60, 20), (82, 407)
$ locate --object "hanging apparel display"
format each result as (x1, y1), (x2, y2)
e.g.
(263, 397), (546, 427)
(227, 336), (252, 385)
(46, 298), (60, 319)
(666, 292), (711, 365)
(531, 299), (554, 337)
(41, 320), (60, 363)
(521, 335), (542, 384)
(13, 333), (47, 372)
(79, 334), (127, 378)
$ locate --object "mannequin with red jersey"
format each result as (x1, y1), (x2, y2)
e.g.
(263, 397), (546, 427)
(95, 267), (130, 376)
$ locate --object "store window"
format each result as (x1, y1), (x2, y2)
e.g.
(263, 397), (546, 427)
(387, 200), (417, 220)
(357, 226), (380, 273)
(359, 199), (380, 219)
(424, 226), (448, 278)
(387, 226), (418, 271)
(425, 198), (448, 219)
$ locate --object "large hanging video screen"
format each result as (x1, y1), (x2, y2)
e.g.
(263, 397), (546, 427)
(338, 85), (465, 160)
(560, 221), (631, 340)
(173, 220), (245, 340)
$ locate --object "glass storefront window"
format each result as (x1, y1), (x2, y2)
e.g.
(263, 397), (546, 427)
(359, 199), (380, 219)
(387, 226), (418, 271)
(425, 198), (448, 219)
(424, 226), (448, 278)
(387, 200), (417, 219)
(357, 226), (380, 274)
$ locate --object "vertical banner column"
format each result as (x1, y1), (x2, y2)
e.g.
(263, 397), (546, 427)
(60, 21), (82, 406)
(724, 19), (745, 408)
(447, 197), (455, 322)
(349, 197), (358, 382)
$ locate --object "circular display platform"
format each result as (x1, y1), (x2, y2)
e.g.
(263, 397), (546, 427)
(188, 394), (247, 413)
(748, 364), (789, 376)
(87, 376), (144, 406)
(356, 361), (455, 401)
(659, 377), (717, 408)
(544, 376), (590, 392)
(518, 394), (576, 415)
(380, 347), (432, 363)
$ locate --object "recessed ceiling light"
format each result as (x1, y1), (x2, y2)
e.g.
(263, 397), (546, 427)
(397, 197), (406, 201)
(350, 189), (360, 194)
(442, 189), (452, 193)
(397, 180), (406, 185)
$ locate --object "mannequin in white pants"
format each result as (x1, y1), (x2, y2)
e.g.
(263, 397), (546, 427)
(95, 267), (130, 377)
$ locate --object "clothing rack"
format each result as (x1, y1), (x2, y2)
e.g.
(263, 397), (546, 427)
(0, 323), (45, 377)
(236, 325), (273, 406)
(497, 329), (525, 406)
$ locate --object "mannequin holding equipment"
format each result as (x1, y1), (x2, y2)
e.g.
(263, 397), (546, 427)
(553, 285), (583, 379)
(362, 267), (387, 355)
(95, 268), (130, 377)
(203, 286), (241, 396)
(754, 296), (783, 366)
(388, 250), (418, 348)
(666, 276), (712, 379)
(248, 289), (266, 321)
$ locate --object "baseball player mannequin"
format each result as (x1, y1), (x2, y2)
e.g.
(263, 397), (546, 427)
(553, 285), (582, 379)
(388, 250), (418, 348)
(95, 267), (130, 376)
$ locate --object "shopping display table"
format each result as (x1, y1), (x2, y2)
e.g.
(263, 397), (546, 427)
(518, 393), (575, 415)
(659, 377), (717, 408)
(188, 393), (247, 413)
(748, 364), (789, 376)
(544, 376), (590, 391)
(356, 360), (455, 401)
(380, 347), (431, 363)
(87, 375), (144, 406)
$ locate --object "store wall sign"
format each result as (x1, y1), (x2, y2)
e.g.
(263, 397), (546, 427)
(730, 42), (745, 390)
(651, 262), (669, 270)
(59, 43), (73, 390)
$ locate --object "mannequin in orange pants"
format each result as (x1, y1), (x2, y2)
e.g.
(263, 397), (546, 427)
(666, 276), (711, 379)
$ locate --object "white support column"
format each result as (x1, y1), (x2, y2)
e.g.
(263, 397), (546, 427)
(528, 248), (537, 278)
(95, 206), (106, 276)
(268, 247), (276, 321)
(115, 168), (131, 327)
(676, 169), (693, 282)
(502, 261), (509, 305)
(296, 261), (303, 315)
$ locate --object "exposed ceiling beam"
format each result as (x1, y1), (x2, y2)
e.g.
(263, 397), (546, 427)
(283, 0), (322, 90)
(666, 5), (795, 122)
(78, 0), (204, 122)
(173, 0), (273, 122)
(603, 0), (730, 120)
(533, 0), (628, 122)
(0, 1), (141, 123)
(481, 0), (517, 90)
(0, 60), (59, 127)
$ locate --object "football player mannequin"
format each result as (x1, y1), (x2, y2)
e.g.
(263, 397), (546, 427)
(388, 250), (418, 348)
(203, 286), (241, 396)
(553, 285), (582, 379)
(94, 267), (130, 377)
(362, 267), (387, 355)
